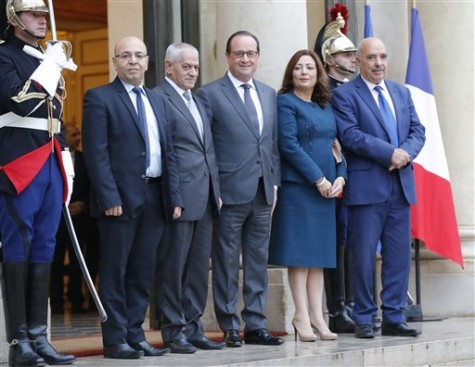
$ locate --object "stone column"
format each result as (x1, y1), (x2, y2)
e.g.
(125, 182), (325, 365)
(107, 0), (143, 81)
(205, 0), (314, 89)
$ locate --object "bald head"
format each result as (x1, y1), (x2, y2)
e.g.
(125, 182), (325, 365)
(357, 37), (388, 84)
(113, 36), (149, 86)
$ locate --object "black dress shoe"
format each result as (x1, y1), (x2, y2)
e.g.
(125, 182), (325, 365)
(354, 324), (375, 339)
(329, 310), (355, 333)
(381, 322), (421, 337)
(104, 343), (143, 359)
(130, 341), (170, 356)
(165, 338), (196, 354)
(190, 336), (225, 350)
(244, 329), (285, 345)
(35, 340), (76, 365)
(223, 329), (242, 347)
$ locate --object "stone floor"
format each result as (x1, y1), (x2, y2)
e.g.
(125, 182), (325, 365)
(47, 313), (475, 367)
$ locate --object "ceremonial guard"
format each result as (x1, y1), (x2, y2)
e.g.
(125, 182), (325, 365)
(0, 0), (76, 365)
(314, 5), (357, 334)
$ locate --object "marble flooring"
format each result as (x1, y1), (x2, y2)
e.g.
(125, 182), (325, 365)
(49, 312), (475, 367)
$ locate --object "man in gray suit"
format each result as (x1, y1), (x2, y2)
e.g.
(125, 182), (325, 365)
(197, 30), (282, 347)
(154, 43), (224, 353)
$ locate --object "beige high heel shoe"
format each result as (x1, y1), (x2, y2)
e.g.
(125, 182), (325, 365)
(292, 319), (317, 342)
(311, 323), (337, 340)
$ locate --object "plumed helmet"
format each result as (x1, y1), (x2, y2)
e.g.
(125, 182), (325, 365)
(7, 0), (49, 17)
(319, 13), (356, 61)
(5, 0), (48, 38)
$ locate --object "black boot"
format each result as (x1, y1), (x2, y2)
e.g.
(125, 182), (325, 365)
(328, 301), (355, 333)
(26, 264), (76, 365)
(1, 262), (46, 367)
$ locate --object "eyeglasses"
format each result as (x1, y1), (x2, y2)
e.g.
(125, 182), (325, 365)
(115, 52), (148, 61)
(229, 50), (259, 59)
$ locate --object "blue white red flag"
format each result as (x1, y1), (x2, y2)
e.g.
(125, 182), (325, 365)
(364, 4), (374, 38)
(405, 8), (463, 267)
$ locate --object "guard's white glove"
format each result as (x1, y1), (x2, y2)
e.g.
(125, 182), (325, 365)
(61, 150), (75, 206)
(24, 42), (78, 97)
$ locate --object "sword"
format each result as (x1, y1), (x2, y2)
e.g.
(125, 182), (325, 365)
(47, 0), (57, 42)
(63, 204), (108, 322)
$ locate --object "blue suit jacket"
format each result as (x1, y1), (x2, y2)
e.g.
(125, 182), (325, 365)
(332, 75), (425, 206)
(82, 77), (182, 219)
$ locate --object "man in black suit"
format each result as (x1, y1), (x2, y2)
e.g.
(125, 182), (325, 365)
(153, 42), (224, 354)
(82, 36), (183, 359)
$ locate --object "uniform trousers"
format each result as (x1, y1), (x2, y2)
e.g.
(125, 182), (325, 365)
(0, 155), (62, 262)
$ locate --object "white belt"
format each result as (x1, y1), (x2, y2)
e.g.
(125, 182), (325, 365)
(0, 112), (60, 134)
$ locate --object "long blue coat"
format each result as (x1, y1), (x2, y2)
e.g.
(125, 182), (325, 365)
(269, 93), (346, 268)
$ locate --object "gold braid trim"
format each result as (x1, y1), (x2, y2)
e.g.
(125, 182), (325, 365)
(11, 79), (48, 102)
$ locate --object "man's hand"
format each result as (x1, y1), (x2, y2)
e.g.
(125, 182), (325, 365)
(45, 41), (78, 71)
(390, 148), (411, 171)
(68, 201), (86, 216)
(105, 206), (122, 216)
(173, 206), (182, 220)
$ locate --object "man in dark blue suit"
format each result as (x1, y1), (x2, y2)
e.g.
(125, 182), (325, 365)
(82, 36), (183, 359)
(332, 37), (425, 339)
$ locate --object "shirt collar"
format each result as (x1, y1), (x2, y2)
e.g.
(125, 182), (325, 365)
(119, 78), (144, 94)
(165, 77), (188, 96)
(360, 74), (388, 92)
(227, 71), (256, 90)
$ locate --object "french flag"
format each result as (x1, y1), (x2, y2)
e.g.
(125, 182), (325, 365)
(405, 8), (463, 267)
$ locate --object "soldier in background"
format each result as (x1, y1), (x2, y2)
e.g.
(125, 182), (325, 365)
(314, 10), (357, 334)
(0, 0), (76, 365)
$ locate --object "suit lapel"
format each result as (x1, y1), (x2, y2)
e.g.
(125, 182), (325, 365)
(355, 76), (392, 141)
(114, 78), (147, 141)
(163, 82), (204, 144)
(145, 87), (167, 150)
(386, 81), (402, 143)
(220, 76), (259, 139)
(254, 81), (270, 139)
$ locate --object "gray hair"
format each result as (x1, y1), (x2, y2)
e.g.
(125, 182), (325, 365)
(165, 42), (198, 63)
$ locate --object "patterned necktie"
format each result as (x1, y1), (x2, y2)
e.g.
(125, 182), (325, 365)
(374, 85), (398, 146)
(132, 87), (151, 168)
(241, 83), (260, 136)
(183, 90), (204, 140)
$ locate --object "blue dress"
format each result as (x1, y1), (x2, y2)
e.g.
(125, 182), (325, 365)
(268, 93), (346, 268)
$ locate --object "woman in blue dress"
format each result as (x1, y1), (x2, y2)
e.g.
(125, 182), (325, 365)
(269, 50), (347, 342)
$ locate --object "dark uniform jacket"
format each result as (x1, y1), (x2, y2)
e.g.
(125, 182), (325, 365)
(0, 36), (65, 196)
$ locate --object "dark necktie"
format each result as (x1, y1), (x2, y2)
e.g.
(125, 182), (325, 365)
(374, 85), (398, 146)
(132, 87), (151, 168)
(241, 83), (260, 136)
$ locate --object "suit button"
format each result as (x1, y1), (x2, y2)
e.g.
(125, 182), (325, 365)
(256, 160), (261, 164)
(205, 171), (209, 176)
(141, 174), (146, 179)
(141, 152), (146, 157)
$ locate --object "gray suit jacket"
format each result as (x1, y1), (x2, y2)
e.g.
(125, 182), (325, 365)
(154, 81), (220, 221)
(197, 74), (280, 206)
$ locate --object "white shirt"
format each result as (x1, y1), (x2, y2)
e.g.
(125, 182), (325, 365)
(361, 76), (397, 120)
(121, 79), (161, 177)
(227, 71), (264, 135)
